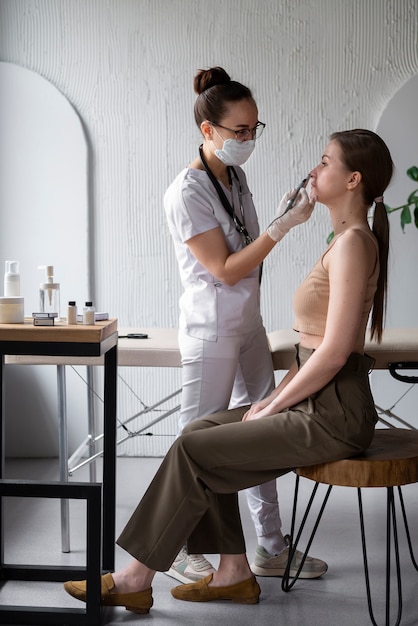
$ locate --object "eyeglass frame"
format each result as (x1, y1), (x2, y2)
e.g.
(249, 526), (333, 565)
(209, 120), (266, 142)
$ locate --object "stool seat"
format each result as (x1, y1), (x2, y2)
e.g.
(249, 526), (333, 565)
(297, 428), (418, 487)
(284, 427), (418, 626)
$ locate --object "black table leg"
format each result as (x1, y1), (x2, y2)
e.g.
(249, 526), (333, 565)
(102, 343), (117, 571)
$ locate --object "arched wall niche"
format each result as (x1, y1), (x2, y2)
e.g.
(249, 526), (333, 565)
(376, 73), (418, 327)
(372, 74), (418, 429)
(0, 62), (91, 456)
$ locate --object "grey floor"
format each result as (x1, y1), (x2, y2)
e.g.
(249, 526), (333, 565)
(1, 455), (418, 626)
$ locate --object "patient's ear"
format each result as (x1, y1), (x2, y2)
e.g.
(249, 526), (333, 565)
(347, 170), (362, 189)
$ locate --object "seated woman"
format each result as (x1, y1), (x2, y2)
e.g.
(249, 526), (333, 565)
(64, 128), (393, 614)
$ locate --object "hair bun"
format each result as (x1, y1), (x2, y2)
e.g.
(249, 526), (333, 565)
(194, 66), (231, 95)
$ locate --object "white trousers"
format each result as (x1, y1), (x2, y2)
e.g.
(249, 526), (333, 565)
(178, 327), (282, 537)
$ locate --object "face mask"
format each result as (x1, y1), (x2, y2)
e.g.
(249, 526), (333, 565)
(214, 138), (256, 166)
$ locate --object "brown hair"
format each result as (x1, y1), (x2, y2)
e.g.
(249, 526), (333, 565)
(193, 67), (254, 127)
(330, 129), (393, 343)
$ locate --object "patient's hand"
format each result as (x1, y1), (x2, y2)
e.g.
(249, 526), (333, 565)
(242, 399), (271, 421)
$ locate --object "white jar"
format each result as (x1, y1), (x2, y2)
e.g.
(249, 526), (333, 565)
(0, 296), (24, 323)
(67, 301), (77, 325)
(83, 301), (95, 325)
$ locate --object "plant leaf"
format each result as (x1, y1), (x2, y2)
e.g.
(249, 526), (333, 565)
(401, 206), (412, 231)
(406, 165), (418, 182)
(415, 206), (418, 229)
(386, 202), (408, 215)
(407, 189), (418, 204)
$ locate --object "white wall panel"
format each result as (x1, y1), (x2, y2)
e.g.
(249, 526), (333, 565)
(1, 0), (417, 457)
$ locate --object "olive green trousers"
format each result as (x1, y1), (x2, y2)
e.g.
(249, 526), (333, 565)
(117, 346), (377, 571)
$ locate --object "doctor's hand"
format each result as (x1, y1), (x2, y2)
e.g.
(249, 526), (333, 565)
(267, 188), (316, 242)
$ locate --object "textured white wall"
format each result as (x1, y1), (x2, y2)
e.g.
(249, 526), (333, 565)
(1, 0), (417, 457)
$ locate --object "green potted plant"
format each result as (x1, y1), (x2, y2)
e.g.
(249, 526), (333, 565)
(385, 165), (418, 231)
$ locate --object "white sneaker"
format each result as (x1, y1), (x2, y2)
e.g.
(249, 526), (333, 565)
(166, 547), (216, 584)
(250, 536), (328, 579)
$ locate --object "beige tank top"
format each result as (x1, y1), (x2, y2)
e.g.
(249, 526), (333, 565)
(293, 229), (379, 344)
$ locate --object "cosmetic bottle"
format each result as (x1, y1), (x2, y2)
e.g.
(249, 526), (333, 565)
(4, 260), (20, 297)
(38, 265), (60, 319)
(67, 301), (77, 325)
(83, 301), (95, 325)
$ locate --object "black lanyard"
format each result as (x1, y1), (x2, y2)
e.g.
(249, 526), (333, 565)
(199, 145), (254, 246)
(199, 145), (262, 283)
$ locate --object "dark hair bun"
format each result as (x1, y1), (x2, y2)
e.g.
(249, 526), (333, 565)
(194, 67), (231, 95)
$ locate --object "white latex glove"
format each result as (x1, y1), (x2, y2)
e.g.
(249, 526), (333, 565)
(267, 188), (316, 242)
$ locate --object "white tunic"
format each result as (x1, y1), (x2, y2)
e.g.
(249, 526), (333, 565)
(164, 166), (263, 341)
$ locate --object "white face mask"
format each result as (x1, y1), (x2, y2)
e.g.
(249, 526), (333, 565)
(214, 138), (256, 166)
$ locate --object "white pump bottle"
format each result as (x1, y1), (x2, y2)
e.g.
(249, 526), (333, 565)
(4, 260), (20, 297)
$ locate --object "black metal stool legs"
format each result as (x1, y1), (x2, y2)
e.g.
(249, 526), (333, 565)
(281, 475), (333, 592)
(284, 475), (418, 626)
(397, 486), (418, 571)
(359, 485), (418, 626)
(358, 486), (402, 626)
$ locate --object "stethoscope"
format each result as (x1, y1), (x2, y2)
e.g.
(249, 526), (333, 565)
(199, 145), (254, 246)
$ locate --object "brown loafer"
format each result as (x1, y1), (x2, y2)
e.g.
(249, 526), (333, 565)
(64, 572), (153, 614)
(170, 573), (260, 604)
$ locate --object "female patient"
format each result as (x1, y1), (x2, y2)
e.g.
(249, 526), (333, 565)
(64, 128), (393, 613)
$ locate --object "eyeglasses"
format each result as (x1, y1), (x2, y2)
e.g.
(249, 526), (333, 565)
(210, 121), (266, 142)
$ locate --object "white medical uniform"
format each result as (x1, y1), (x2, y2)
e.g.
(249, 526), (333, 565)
(164, 165), (281, 538)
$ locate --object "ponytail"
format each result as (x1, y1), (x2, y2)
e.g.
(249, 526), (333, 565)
(370, 200), (389, 343)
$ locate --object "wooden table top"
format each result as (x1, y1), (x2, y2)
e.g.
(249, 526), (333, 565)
(0, 318), (118, 344)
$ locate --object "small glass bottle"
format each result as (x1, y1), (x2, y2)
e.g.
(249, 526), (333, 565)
(67, 301), (77, 325)
(38, 265), (60, 319)
(83, 301), (95, 325)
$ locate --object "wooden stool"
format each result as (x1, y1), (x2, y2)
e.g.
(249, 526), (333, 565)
(282, 428), (418, 626)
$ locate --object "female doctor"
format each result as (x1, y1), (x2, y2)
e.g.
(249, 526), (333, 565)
(163, 67), (325, 583)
